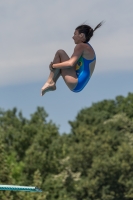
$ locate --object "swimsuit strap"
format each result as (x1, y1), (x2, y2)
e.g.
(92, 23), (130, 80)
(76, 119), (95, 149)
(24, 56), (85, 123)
(86, 43), (96, 62)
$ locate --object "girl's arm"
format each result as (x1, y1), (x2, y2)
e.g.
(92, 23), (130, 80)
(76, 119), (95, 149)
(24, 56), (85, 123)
(52, 44), (84, 69)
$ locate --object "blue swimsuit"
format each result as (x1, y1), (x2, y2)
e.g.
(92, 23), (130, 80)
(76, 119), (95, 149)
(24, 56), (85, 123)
(72, 43), (96, 93)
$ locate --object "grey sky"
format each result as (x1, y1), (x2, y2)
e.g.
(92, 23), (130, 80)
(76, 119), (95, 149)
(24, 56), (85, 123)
(0, 0), (133, 133)
(0, 0), (133, 86)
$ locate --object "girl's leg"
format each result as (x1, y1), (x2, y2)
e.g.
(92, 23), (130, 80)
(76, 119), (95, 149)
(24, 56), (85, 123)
(41, 51), (61, 96)
(41, 49), (78, 96)
(58, 50), (78, 91)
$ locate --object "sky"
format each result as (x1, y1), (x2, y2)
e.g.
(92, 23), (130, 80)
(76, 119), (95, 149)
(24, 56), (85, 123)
(0, 0), (133, 133)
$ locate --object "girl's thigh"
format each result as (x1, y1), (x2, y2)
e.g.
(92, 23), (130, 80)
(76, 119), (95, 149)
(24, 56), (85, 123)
(61, 68), (78, 91)
(57, 49), (70, 62)
(57, 49), (78, 90)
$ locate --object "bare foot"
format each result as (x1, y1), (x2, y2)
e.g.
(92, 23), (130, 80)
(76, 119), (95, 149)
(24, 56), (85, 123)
(41, 82), (56, 96)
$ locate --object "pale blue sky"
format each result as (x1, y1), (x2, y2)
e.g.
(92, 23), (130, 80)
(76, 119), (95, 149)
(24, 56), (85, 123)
(0, 0), (133, 133)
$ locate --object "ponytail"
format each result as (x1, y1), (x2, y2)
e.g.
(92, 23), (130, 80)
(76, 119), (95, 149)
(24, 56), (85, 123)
(93, 21), (104, 32)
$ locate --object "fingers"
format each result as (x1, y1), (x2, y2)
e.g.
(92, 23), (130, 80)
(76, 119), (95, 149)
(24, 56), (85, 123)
(49, 62), (54, 71)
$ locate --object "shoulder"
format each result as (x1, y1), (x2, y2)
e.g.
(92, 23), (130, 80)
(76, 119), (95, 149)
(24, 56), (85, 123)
(74, 43), (86, 53)
(74, 43), (89, 50)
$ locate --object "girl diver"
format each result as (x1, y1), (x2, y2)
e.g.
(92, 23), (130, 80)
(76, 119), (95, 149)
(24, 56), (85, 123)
(41, 21), (103, 96)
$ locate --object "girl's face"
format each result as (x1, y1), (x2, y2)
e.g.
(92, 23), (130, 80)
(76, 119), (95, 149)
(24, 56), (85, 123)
(72, 30), (85, 44)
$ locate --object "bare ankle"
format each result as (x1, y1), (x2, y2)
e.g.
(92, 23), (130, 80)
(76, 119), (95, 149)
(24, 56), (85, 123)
(41, 82), (56, 96)
(47, 80), (55, 84)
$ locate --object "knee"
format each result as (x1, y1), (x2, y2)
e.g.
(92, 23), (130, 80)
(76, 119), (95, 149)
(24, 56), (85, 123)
(56, 49), (66, 55)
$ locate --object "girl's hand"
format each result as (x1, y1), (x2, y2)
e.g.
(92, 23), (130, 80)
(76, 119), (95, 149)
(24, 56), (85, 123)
(49, 62), (54, 71)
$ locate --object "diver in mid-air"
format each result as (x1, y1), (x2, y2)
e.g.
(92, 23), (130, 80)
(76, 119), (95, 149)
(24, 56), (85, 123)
(41, 21), (103, 96)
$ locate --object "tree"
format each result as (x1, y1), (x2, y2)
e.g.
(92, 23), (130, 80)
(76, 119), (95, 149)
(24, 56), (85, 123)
(68, 95), (133, 200)
(0, 138), (13, 200)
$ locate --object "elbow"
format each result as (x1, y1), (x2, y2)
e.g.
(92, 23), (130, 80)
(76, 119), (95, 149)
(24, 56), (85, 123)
(69, 61), (75, 68)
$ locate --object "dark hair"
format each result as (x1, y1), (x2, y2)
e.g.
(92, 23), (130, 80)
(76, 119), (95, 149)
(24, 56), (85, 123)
(76, 21), (104, 43)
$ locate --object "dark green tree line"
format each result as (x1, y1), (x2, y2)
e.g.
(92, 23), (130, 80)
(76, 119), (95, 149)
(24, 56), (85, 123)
(0, 93), (133, 200)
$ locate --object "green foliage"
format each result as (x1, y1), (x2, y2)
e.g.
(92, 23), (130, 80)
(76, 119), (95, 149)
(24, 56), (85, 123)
(0, 139), (13, 200)
(0, 93), (133, 200)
